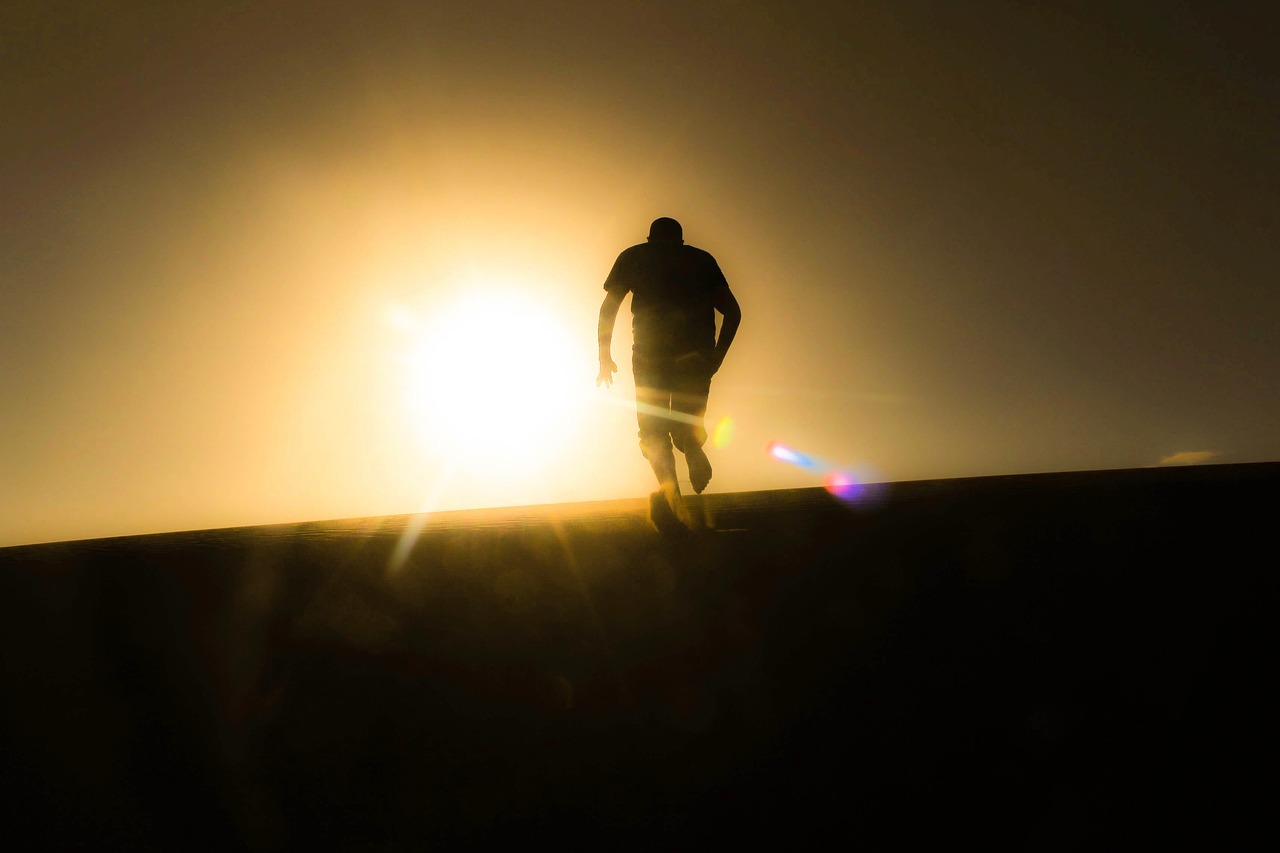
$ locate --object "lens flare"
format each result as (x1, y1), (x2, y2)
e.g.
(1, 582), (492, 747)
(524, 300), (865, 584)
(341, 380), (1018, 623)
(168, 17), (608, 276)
(712, 416), (735, 449)
(767, 441), (815, 469)
(768, 440), (884, 507)
(823, 470), (861, 500)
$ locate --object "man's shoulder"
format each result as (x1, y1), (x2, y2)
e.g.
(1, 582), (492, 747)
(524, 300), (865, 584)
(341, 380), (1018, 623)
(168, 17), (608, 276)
(617, 242), (651, 259)
(681, 245), (727, 287)
(680, 244), (721, 267)
(604, 243), (647, 291)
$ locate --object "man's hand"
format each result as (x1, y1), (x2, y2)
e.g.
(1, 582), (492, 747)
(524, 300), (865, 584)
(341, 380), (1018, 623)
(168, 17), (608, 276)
(596, 354), (618, 387)
(596, 292), (624, 388)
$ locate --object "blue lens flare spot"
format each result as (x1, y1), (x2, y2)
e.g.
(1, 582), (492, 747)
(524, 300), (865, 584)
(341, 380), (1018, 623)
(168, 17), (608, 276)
(768, 441), (815, 469)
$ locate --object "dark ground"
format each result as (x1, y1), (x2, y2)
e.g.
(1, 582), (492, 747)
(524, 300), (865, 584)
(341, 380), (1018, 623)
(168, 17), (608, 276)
(1, 462), (1276, 850)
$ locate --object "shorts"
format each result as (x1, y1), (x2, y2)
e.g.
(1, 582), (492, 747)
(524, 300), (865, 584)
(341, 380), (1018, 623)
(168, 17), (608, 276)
(632, 349), (713, 456)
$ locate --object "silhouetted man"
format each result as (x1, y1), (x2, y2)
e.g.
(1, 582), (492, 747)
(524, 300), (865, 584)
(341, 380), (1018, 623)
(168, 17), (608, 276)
(596, 217), (741, 530)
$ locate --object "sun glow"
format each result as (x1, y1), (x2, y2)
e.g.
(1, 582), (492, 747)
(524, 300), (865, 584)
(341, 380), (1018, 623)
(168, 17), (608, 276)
(398, 286), (587, 475)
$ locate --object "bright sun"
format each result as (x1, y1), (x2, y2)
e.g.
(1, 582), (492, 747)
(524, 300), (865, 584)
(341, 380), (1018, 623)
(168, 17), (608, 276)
(398, 287), (587, 474)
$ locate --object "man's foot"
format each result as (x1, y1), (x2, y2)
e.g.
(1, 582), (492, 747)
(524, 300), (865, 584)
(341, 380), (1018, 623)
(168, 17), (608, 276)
(649, 481), (704, 534)
(685, 444), (713, 494)
(649, 490), (684, 535)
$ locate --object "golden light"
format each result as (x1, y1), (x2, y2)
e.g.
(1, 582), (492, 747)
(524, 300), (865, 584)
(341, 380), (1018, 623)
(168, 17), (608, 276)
(398, 285), (587, 476)
(712, 416), (736, 449)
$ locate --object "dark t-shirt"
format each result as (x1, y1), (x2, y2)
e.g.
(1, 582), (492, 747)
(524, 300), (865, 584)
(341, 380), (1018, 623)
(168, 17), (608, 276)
(603, 242), (727, 357)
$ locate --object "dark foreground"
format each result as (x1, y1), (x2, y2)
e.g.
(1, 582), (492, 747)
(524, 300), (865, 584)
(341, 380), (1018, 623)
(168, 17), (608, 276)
(2, 463), (1276, 850)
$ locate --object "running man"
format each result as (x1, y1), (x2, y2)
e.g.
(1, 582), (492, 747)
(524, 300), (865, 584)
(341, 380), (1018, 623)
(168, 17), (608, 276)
(596, 217), (742, 530)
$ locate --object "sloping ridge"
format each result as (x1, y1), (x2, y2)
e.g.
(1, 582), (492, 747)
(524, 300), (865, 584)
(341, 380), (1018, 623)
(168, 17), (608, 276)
(1, 462), (1275, 848)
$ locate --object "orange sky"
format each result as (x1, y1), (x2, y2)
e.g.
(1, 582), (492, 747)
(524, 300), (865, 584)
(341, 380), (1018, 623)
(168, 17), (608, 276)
(3, 1), (1277, 546)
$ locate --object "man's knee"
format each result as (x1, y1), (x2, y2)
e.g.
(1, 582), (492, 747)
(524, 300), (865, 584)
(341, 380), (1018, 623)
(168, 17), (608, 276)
(671, 424), (708, 454)
(639, 432), (678, 484)
(639, 430), (673, 460)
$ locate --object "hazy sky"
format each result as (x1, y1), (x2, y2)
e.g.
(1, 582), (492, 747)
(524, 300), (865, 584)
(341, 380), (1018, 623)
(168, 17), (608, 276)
(4, 1), (1277, 546)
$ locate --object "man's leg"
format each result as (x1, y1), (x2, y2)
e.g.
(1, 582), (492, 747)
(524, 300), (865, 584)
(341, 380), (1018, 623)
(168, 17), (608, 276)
(670, 355), (714, 494)
(634, 380), (677, 486)
(634, 355), (696, 529)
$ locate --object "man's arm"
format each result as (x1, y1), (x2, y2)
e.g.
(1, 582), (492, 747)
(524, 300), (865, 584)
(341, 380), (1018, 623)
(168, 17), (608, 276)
(710, 283), (741, 375)
(596, 290), (625, 387)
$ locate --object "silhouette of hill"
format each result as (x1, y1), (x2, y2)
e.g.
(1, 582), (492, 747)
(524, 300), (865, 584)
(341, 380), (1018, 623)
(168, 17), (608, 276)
(2, 462), (1275, 848)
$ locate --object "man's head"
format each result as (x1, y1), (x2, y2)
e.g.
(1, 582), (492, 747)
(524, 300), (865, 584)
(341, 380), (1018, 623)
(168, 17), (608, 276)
(647, 217), (683, 244)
